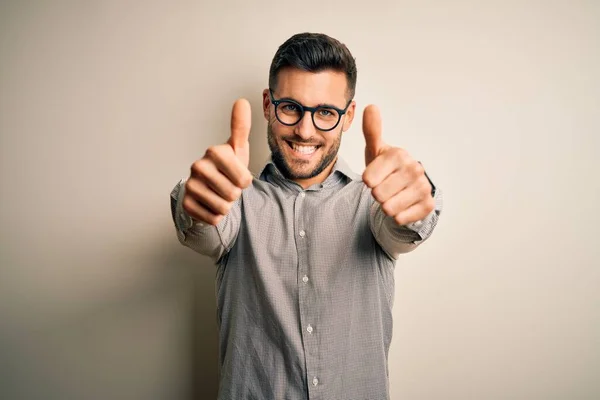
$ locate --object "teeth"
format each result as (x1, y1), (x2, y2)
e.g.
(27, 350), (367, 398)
(291, 143), (317, 155)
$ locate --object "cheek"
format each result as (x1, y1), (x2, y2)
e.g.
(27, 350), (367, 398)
(269, 125), (289, 146)
(275, 123), (299, 139)
(326, 132), (342, 148)
(268, 112), (283, 129)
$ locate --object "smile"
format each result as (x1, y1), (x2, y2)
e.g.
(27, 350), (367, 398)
(286, 141), (321, 156)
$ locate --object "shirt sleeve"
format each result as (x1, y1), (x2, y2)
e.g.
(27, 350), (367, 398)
(170, 178), (242, 263)
(369, 181), (443, 260)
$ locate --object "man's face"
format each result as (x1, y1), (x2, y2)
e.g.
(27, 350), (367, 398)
(263, 68), (355, 183)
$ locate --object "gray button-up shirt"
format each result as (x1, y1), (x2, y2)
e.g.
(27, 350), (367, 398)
(170, 157), (442, 400)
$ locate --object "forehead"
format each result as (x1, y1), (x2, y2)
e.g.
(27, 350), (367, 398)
(274, 68), (348, 107)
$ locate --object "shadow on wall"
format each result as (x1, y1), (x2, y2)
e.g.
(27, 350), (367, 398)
(0, 237), (220, 400)
(174, 241), (221, 400)
(0, 89), (271, 400)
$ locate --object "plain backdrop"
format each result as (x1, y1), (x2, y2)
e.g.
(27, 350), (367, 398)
(1, 1), (598, 399)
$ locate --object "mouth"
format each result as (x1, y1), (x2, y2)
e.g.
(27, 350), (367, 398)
(285, 140), (321, 159)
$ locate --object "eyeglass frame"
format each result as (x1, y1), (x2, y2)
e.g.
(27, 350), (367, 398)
(268, 88), (353, 132)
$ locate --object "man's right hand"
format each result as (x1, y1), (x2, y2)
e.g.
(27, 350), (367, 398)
(182, 99), (253, 226)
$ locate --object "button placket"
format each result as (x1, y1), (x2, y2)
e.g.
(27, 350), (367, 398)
(294, 188), (320, 396)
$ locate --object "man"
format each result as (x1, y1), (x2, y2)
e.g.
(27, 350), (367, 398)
(170, 32), (442, 400)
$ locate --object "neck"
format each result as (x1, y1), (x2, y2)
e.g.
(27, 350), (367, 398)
(292, 157), (338, 189)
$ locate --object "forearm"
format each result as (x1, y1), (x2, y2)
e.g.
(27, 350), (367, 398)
(370, 187), (443, 259)
(170, 179), (241, 262)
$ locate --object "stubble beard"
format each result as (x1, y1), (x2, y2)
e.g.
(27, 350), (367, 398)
(267, 123), (341, 181)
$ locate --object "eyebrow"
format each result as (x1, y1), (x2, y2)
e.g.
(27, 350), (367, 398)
(276, 94), (344, 110)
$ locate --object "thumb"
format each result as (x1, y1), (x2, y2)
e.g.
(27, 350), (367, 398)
(362, 104), (383, 164)
(228, 98), (252, 165)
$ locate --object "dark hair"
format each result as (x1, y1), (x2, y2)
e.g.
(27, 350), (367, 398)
(268, 32), (357, 100)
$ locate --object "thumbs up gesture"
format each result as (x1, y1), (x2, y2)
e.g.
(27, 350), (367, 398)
(182, 99), (254, 226)
(362, 105), (435, 226)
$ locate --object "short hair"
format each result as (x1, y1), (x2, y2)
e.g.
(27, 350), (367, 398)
(268, 32), (357, 100)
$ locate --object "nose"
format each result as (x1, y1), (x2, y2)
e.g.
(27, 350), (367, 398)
(293, 110), (317, 140)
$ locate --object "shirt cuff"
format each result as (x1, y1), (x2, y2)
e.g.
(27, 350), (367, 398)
(170, 179), (210, 236)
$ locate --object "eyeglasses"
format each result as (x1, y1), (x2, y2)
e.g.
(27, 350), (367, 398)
(269, 89), (352, 132)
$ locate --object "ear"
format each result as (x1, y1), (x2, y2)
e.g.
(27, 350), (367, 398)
(262, 89), (271, 121)
(341, 100), (356, 132)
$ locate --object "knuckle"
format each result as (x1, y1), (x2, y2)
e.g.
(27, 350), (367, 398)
(381, 201), (395, 216)
(184, 180), (195, 196)
(420, 179), (432, 197)
(208, 214), (223, 226)
(393, 213), (406, 226)
(222, 201), (234, 214)
(216, 200), (231, 215)
(239, 172), (253, 188)
(425, 198), (436, 213)
(204, 145), (219, 159)
(362, 172), (373, 188)
(407, 161), (421, 178)
(181, 195), (190, 211)
(190, 159), (208, 177)
(208, 144), (233, 161)
(182, 195), (196, 215)
(371, 187), (384, 203)
(392, 148), (406, 164)
(226, 186), (242, 201)
(414, 162), (425, 176)
(185, 178), (204, 198)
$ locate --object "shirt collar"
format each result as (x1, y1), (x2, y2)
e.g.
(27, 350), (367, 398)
(258, 155), (360, 189)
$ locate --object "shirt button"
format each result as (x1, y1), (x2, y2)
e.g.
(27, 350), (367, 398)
(312, 377), (319, 386)
(302, 275), (309, 283)
(300, 192), (306, 198)
(299, 230), (306, 237)
(307, 324), (313, 334)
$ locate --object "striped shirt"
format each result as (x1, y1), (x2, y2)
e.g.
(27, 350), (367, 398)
(170, 157), (442, 400)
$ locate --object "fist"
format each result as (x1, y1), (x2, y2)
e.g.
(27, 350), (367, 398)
(362, 105), (435, 226)
(182, 99), (254, 226)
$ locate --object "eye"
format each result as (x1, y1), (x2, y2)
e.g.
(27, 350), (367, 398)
(282, 103), (299, 112)
(317, 108), (335, 117)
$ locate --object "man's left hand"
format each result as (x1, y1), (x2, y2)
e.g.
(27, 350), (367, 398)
(362, 105), (435, 226)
